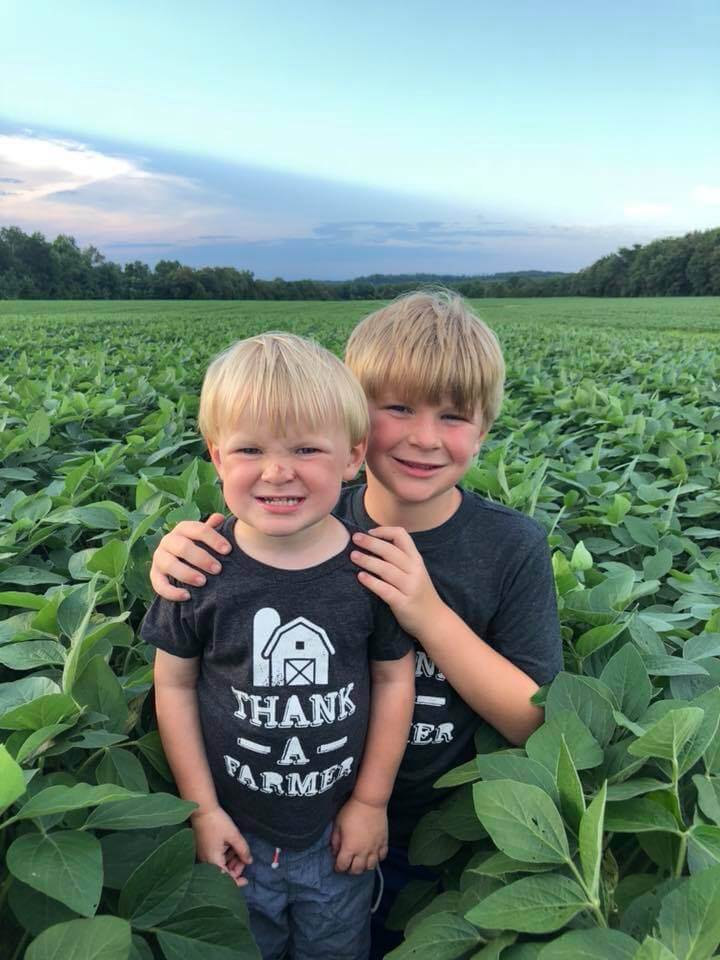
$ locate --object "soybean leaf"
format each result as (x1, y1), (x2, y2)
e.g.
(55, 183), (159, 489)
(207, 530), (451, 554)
(472, 780), (570, 864)
(0, 640), (66, 670)
(7, 879), (80, 937)
(628, 708), (704, 762)
(439, 785), (487, 841)
(655, 864), (720, 960)
(470, 931), (518, 958)
(87, 539), (129, 578)
(579, 781), (607, 898)
(398, 908), (480, 958)
(97, 747), (149, 793)
(687, 825), (720, 874)
(600, 644), (653, 721)
(0, 692), (79, 731)
(84, 793), (196, 830)
(7, 830), (103, 916)
(176, 861), (250, 922)
(474, 753), (559, 802)
(73, 655), (128, 733)
(693, 776), (720, 825)
(385, 879), (439, 931)
(154, 905), (260, 960)
(632, 939), (678, 960)
(434, 758), (483, 789)
(605, 799), (681, 835)
(12, 782), (141, 821)
(409, 809), (463, 865)
(119, 829), (195, 928)
(0, 742), (26, 814)
(575, 622), (627, 659)
(25, 916), (131, 960)
(537, 928), (639, 959)
(679, 688), (720, 775)
(468, 851), (557, 878)
(546, 674), (616, 746)
(526, 711), (604, 774)
(465, 874), (589, 933)
(557, 736), (585, 834)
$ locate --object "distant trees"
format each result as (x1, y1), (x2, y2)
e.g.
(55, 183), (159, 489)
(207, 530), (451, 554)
(1, 224), (719, 300)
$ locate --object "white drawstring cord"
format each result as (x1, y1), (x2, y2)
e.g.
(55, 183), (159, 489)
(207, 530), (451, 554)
(371, 864), (384, 914)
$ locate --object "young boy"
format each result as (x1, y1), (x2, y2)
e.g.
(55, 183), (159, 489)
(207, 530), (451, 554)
(150, 292), (563, 951)
(141, 332), (415, 960)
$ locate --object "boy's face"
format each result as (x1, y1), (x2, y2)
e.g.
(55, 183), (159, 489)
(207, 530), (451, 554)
(365, 394), (485, 510)
(208, 418), (366, 541)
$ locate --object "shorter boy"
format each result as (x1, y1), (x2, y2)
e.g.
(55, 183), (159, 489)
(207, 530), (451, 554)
(141, 333), (415, 960)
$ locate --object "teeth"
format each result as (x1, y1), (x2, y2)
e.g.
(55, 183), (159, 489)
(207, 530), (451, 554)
(259, 497), (302, 504)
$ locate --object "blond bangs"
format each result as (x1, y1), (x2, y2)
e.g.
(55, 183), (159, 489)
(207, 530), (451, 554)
(345, 290), (505, 429)
(198, 333), (369, 445)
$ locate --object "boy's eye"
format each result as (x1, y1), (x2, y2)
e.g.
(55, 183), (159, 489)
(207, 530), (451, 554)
(296, 447), (321, 455)
(385, 404), (412, 414)
(442, 413), (467, 422)
(236, 447), (261, 455)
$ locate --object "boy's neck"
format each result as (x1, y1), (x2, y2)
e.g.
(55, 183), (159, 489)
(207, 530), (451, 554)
(362, 474), (462, 532)
(231, 515), (349, 570)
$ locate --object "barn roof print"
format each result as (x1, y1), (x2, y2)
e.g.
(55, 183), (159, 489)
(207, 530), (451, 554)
(260, 616), (336, 658)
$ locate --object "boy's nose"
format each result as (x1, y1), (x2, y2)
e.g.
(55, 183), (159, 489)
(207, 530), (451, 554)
(408, 418), (441, 448)
(261, 461), (296, 482)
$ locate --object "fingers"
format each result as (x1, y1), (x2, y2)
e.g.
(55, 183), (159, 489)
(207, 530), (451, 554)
(367, 527), (417, 551)
(334, 846), (353, 873)
(351, 550), (406, 589)
(227, 831), (253, 865)
(351, 532), (412, 570)
(356, 571), (400, 605)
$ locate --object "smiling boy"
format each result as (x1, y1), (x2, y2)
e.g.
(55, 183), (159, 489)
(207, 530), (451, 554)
(141, 332), (415, 960)
(150, 291), (563, 953)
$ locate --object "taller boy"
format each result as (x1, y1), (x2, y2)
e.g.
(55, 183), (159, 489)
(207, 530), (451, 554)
(151, 292), (563, 933)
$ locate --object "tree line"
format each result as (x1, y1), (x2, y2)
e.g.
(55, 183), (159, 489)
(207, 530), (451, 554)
(1, 224), (718, 300)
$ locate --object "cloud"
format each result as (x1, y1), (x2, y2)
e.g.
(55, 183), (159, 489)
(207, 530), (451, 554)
(623, 202), (673, 219)
(0, 177), (23, 184)
(693, 185), (720, 206)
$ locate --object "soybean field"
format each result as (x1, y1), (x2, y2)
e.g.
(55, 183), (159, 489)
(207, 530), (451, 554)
(1, 296), (720, 960)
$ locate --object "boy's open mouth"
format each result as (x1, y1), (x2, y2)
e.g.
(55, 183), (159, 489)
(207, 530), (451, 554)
(393, 457), (443, 472)
(255, 496), (306, 505)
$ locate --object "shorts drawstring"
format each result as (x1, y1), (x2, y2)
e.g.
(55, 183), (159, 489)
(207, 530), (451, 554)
(371, 864), (384, 914)
(271, 846), (281, 869)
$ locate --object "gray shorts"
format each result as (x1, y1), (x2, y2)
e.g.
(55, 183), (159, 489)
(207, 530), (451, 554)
(241, 824), (374, 960)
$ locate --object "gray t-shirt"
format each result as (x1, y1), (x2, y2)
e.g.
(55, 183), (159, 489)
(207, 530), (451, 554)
(141, 516), (412, 849)
(335, 485), (562, 844)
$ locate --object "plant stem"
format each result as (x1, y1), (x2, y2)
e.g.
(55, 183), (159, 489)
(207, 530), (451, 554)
(567, 858), (608, 927)
(75, 747), (105, 776)
(674, 832), (688, 879)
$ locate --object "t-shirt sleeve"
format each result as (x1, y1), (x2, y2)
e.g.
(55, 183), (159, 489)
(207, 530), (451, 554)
(488, 533), (562, 686)
(368, 599), (415, 661)
(140, 594), (202, 659)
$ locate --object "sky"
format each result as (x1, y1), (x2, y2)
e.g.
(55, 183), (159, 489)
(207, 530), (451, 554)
(1, 0), (719, 279)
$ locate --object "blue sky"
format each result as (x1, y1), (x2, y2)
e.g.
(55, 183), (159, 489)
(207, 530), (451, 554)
(2, 0), (718, 279)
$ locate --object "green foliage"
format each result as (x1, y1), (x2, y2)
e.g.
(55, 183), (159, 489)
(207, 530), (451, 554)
(1, 298), (719, 957)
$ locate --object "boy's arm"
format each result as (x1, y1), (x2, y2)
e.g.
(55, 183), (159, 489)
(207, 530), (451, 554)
(332, 650), (414, 874)
(351, 528), (551, 746)
(154, 649), (252, 885)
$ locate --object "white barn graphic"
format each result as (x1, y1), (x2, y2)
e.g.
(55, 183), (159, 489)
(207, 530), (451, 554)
(253, 607), (335, 687)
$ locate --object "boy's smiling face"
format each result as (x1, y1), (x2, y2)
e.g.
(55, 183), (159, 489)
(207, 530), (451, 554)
(208, 419), (365, 544)
(365, 394), (485, 522)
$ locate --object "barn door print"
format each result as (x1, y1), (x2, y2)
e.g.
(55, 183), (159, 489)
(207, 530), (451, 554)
(252, 607), (336, 686)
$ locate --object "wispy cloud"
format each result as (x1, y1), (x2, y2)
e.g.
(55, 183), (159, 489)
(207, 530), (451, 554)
(0, 124), (672, 278)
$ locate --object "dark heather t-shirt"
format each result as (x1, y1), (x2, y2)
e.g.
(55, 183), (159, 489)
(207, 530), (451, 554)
(335, 485), (563, 845)
(141, 516), (412, 850)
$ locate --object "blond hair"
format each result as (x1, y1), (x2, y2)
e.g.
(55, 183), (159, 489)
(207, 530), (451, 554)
(345, 290), (505, 430)
(199, 332), (369, 445)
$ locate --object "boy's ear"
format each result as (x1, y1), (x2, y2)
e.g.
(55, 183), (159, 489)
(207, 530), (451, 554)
(207, 441), (224, 479)
(473, 430), (487, 458)
(343, 438), (367, 481)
